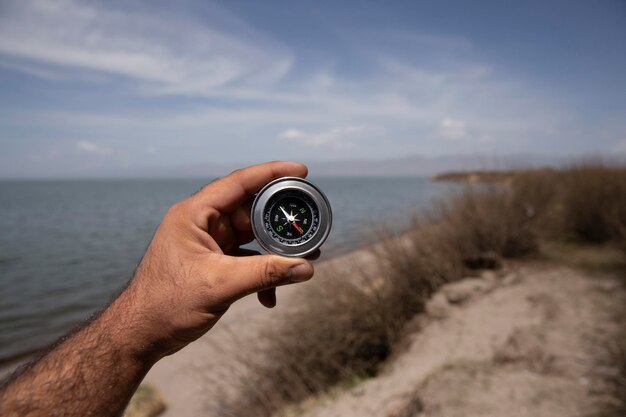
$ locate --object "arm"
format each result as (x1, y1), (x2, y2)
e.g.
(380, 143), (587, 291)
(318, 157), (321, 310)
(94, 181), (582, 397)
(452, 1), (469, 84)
(0, 161), (315, 417)
(0, 290), (156, 417)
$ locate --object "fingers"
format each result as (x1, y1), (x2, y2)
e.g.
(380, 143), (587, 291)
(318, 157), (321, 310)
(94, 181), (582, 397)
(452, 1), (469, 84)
(235, 230), (255, 246)
(231, 199), (253, 231)
(194, 161), (308, 213)
(257, 288), (276, 308)
(215, 254), (314, 303)
(235, 248), (278, 308)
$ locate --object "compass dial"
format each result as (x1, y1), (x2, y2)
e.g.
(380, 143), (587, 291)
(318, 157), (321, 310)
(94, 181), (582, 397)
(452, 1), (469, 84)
(251, 177), (332, 257)
(265, 191), (319, 245)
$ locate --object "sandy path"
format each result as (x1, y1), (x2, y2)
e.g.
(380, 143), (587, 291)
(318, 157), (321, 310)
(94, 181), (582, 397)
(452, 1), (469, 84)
(296, 263), (623, 417)
(143, 287), (297, 417)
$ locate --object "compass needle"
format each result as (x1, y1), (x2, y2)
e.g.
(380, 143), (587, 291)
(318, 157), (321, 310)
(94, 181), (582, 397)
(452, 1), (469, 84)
(279, 206), (291, 221)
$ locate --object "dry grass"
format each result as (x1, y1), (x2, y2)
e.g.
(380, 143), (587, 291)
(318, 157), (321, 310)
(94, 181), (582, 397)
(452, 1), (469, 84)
(208, 163), (626, 417)
(212, 187), (538, 416)
(539, 241), (626, 276)
(214, 234), (463, 416)
(512, 164), (626, 244)
(433, 187), (538, 261)
(567, 165), (626, 242)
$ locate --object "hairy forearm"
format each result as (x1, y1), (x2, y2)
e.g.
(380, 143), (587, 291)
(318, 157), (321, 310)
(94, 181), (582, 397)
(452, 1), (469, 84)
(0, 288), (157, 417)
(0, 162), (315, 416)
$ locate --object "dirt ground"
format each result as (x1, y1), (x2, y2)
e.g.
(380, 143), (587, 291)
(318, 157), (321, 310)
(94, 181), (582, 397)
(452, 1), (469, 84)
(290, 263), (623, 417)
(2, 245), (622, 417)
(143, 245), (624, 417)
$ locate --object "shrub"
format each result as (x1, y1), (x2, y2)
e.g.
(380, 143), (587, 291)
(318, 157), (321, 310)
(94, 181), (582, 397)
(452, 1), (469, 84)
(617, 223), (626, 257)
(510, 169), (561, 237)
(557, 164), (626, 243)
(433, 187), (538, 261)
(508, 164), (626, 246)
(207, 164), (626, 416)
(210, 187), (538, 416)
(213, 226), (466, 416)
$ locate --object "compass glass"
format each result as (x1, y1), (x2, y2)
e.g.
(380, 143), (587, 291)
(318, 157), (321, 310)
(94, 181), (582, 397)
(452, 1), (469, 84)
(252, 177), (332, 257)
(264, 190), (320, 246)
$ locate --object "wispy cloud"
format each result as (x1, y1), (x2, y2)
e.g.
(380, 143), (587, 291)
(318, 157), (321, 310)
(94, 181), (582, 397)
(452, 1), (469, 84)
(278, 129), (307, 141)
(278, 126), (381, 149)
(76, 140), (112, 155)
(0, 59), (67, 81)
(1, 0), (618, 177)
(438, 118), (468, 141)
(0, 0), (292, 95)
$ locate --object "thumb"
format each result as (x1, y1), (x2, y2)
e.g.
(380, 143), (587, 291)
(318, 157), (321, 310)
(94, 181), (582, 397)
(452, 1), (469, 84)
(217, 254), (314, 301)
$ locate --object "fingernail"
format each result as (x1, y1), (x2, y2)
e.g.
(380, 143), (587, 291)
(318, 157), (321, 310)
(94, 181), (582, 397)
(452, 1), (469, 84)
(289, 263), (314, 282)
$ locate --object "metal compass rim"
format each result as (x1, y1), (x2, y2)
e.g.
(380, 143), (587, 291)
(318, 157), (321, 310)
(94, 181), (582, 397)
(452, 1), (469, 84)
(251, 177), (332, 257)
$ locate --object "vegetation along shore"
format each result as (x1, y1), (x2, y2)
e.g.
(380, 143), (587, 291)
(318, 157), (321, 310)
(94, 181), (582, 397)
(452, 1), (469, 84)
(135, 163), (626, 417)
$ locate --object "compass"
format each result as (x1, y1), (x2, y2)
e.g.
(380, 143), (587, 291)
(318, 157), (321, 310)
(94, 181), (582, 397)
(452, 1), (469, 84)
(251, 177), (332, 257)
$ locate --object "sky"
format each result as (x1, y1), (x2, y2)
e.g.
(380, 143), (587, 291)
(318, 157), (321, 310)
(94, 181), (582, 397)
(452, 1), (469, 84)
(0, 0), (625, 178)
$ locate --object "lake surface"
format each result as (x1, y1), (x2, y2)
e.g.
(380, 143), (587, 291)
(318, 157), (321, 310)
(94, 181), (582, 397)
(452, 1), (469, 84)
(0, 177), (459, 362)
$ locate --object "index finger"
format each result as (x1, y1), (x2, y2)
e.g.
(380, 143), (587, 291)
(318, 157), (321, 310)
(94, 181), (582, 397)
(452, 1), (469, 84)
(194, 161), (308, 212)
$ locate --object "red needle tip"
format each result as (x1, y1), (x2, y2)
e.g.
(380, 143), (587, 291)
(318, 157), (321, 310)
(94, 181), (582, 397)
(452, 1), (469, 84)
(292, 222), (304, 234)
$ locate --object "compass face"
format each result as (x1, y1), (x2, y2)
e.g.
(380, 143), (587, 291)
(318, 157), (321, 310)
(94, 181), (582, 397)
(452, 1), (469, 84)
(251, 177), (332, 257)
(264, 190), (319, 246)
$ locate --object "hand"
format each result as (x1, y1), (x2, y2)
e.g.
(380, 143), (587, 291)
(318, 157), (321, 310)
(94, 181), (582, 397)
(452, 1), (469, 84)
(0, 162), (316, 417)
(121, 161), (315, 358)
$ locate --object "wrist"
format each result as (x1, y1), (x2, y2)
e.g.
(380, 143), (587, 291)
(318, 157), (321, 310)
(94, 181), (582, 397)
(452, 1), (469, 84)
(95, 286), (166, 368)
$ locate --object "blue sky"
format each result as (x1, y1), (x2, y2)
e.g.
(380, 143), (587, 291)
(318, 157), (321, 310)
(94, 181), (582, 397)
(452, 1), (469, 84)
(0, 0), (625, 177)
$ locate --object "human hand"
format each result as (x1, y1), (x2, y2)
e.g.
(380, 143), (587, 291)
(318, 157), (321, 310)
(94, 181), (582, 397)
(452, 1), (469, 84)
(121, 161), (315, 358)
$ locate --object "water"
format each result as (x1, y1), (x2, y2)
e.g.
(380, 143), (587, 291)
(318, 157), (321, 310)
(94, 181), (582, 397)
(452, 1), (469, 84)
(0, 177), (458, 363)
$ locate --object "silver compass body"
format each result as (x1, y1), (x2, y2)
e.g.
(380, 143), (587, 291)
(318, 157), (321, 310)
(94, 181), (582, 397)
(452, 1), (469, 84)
(251, 177), (332, 257)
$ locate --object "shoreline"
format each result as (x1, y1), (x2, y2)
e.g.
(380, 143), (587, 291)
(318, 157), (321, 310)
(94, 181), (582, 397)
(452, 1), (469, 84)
(0, 347), (41, 369)
(1, 176), (448, 371)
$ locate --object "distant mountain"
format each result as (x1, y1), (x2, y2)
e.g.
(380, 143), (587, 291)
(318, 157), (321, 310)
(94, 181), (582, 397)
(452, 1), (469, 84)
(305, 154), (570, 177)
(9, 153), (619, 179)
(138, 153), (572, 178)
